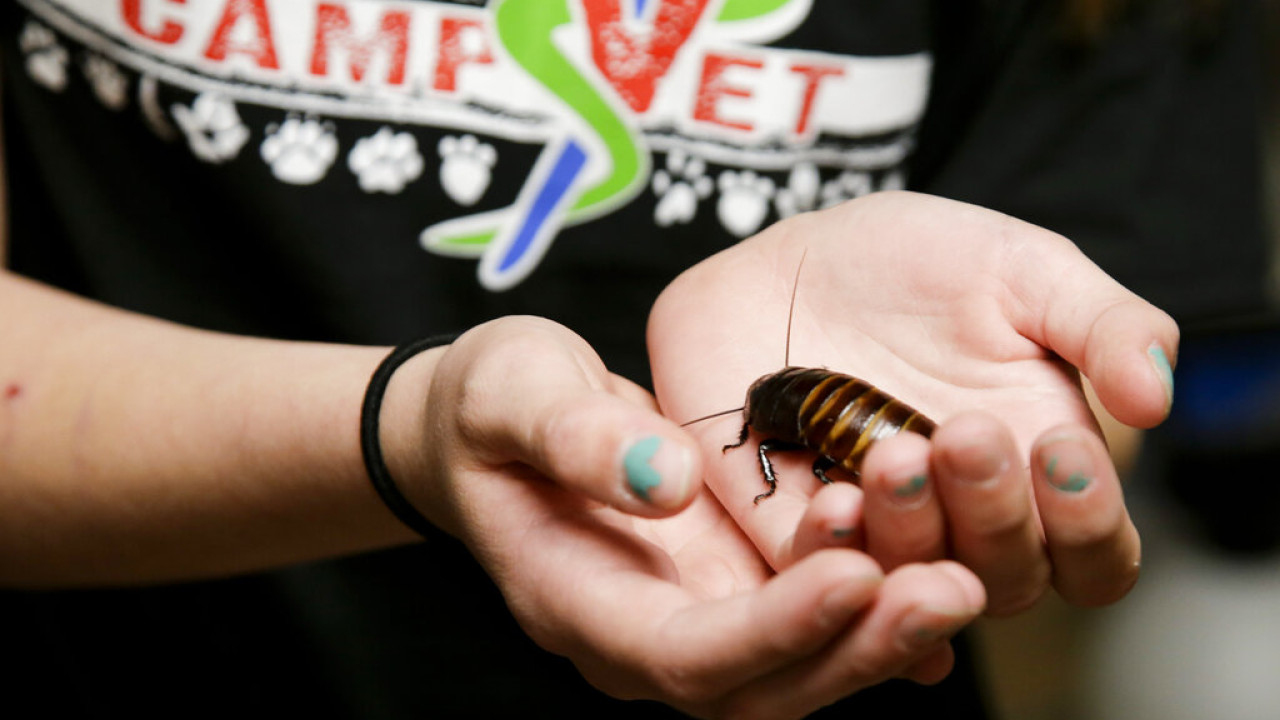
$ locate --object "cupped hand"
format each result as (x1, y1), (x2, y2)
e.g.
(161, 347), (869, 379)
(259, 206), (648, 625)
(392, 315), (986, 718)
(648, 192), (1178, 615)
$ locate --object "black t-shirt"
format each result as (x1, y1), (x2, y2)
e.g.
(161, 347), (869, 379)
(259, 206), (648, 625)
(914, 0), (1270, 330)
(0, 0), (1267, 717)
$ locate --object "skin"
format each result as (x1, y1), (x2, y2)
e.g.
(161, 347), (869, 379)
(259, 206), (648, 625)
(649, 191), (1177, 616)
(0, 133), (981, 719)
(1, 110), (1165, 716)
(0, 281), (983, 717)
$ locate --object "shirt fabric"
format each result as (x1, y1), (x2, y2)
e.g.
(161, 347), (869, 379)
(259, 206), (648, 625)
(1, 0), (1267, 716)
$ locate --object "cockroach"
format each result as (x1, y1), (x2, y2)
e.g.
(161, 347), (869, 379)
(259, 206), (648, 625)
(682, 250), (937, 504)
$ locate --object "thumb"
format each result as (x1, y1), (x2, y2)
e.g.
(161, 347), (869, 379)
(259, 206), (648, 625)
(453, 317), (703, 517)
(1009, 236), (1179, 429)
(521, 386), (703, 516)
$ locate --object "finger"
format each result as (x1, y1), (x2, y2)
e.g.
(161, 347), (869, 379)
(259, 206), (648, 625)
(784, 482), (865, 564)
(897, 561), (984, 686)
(860, 432), (947, 571)
(704, 422), (826, 568)
(931, 412), (1051, 616)
(1007, 233), (1179, 428)
(451, 318), (701, 516)
(612, 549), (886, 709)
(1031, 425), (1141, 606)
(608, 372), (662, 412)
(719, 561), (985, 719)
(899, 643), (957, 686)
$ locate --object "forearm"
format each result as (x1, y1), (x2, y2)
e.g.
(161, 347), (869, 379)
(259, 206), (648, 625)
(0, 272), (429, 587)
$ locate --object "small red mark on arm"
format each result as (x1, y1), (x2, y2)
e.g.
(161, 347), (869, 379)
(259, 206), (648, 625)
(4, 383), (22, 400)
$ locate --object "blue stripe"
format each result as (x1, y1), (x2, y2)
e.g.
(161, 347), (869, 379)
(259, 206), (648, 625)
(498, 139), (587, 273)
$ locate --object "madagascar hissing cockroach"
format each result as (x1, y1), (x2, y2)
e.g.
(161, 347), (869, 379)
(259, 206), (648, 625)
(682, 250), (937, 504)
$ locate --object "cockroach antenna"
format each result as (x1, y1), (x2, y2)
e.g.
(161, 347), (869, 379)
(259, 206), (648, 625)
(784, 247), (808, 367)
(679, 406), (744, 427)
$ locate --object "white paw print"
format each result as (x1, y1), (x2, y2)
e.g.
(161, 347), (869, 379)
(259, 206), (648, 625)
(348, 127), (424, 194)
(879, 170), (907, 192)
(773, 162), (821, 219)
(261, 116), (339, 185)
(83, 54), (128, 110)
(172, 92), (250, 164)
(651, 149), (713, 226)
(819, 170), (873, 208)
(20, 21), (68, 92)
(716, 169), (775, 238)
(438, 134), (496, 206)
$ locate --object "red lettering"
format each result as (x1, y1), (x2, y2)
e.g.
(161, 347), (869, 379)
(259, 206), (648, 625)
(433, 17), (493, 92)
(789, 64), (844, 137)
(581, 0), (711, 113)
(693, 53), (762, 132)
(310, 4), (410, 85)
(204, 0), (279, 70)
(122, 0), (186, 44)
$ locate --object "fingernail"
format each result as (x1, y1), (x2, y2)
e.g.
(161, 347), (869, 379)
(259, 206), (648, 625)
(623, 435), (689, 507)
(1148, 343), (1175, 411)
(819, 573), (884, 627)
(1041, 438), (1093, 493)
(947, 441), (1009, 486)
(889, 473), (930, 508)
(900, 606), (971, 649)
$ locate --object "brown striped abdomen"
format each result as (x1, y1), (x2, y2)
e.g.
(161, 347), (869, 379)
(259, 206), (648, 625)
(744, 367), (936, 476)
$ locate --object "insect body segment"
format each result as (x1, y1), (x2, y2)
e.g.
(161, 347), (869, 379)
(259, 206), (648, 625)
(724, 367), (936, 503)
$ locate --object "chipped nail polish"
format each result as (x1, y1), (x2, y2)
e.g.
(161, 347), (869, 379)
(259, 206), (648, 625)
(894, 474), (928, 498)
(1056, 472), (1091, 493)
(1044, 454), (1091, 493)
(900, 607), (970, 649)
(623, 435), (690, 507)
(1148, 343), (1175, 409)
(624, 436), (664, 502)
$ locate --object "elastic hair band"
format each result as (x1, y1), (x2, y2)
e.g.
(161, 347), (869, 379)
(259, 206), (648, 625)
(360, 335), (457, 538)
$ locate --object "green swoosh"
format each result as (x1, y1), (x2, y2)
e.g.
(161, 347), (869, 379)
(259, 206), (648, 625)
(429, 0), (648, 253)
(717, 0), (795, 22)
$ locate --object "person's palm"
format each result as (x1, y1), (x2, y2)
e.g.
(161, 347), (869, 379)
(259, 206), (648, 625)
(649, 192), (1176, 609)
(413, 315), (984, 719)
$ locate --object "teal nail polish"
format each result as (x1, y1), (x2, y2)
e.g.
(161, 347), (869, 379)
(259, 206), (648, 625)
(624, 436), (663, 502)
(1148, 344), (1175, 407)
(1046, 455), (1089, 493)
(894, 474), (928, 498)
(1055, 472), (1091, 493)
(832, 527), (856, 539)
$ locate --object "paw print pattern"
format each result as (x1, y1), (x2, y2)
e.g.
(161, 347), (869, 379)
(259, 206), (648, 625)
(716, 169), (775, 238)
(819, 171), (873, 209)
(172, 92), (250, 164)
(438, 134), (496, 206)
(879, 170), (907, 193)
(651, 149), (713, 226)
(139, 75), (179, 140)
(348, 127), (425, 194)
(20, 21), (68, 92)
(261, 116), (339, 185)
(773, 162), (821, 219)
(83, 54), (128, 110)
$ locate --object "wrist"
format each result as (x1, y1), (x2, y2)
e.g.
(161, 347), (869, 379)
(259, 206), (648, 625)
(364, 339), (452, 538)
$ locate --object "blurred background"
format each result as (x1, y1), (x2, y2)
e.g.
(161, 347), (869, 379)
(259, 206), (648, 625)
(973, 3), (1280, 717)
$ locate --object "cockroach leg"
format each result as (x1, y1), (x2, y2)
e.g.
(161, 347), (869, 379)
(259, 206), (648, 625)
(754, 438), (804, 503)
(812, 456), (837, 485)
(723, 423), (750, 453)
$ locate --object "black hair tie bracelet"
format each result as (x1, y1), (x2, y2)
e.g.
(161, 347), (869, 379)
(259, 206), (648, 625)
(360, 335), (457, 539)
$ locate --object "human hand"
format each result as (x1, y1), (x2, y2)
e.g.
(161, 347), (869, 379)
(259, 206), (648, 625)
(648, 192), (1178, 616)
(388, 315), (985, 718)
